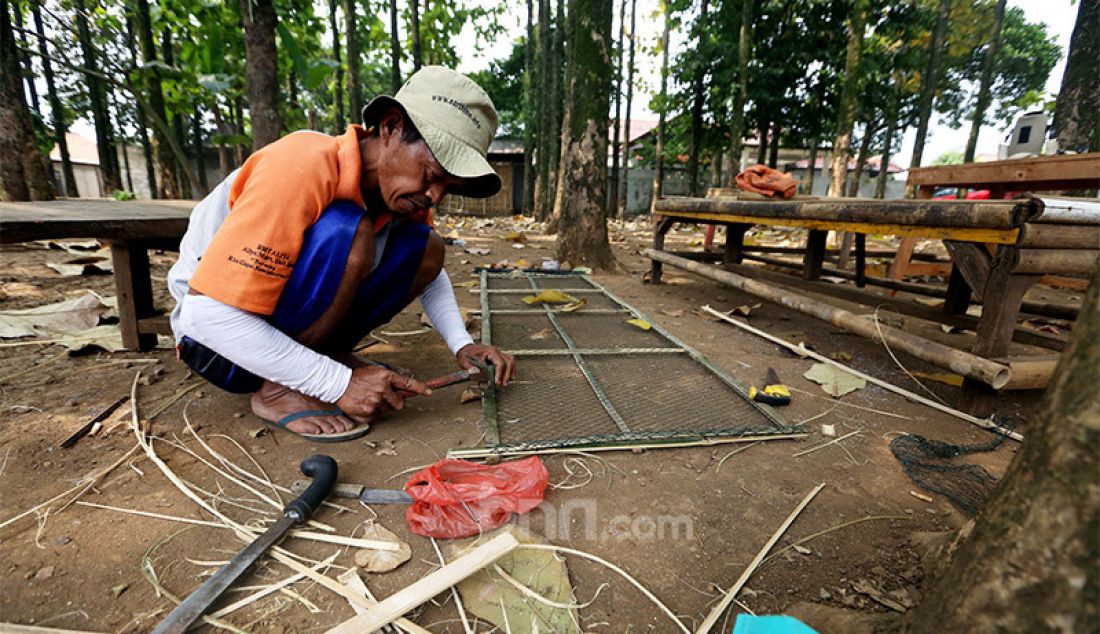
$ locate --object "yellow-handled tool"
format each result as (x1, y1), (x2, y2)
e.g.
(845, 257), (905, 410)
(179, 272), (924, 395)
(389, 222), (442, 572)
(749, 367), (791, 406)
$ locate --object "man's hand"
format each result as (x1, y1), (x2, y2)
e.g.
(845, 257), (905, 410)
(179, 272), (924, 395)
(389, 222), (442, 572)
(336, 365), (431, 423)
(457, 343), (515, 386)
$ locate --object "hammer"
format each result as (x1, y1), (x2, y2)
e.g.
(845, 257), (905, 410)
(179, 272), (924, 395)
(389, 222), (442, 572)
(397, 355), (491, 396)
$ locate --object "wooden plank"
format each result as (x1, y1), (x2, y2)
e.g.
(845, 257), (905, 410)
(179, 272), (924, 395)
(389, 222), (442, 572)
(723, 223), (751, 265)
(943, 265), (973, 315)
(944, 241), (993, 300)
(137, 315), (172, 336)
(0, 199), (192, 243)
(974, 247), (1040, 360)
(110, 243), (158, 351)
(653, 210), (1020, 244)
(854, 233), (866, 287)
(650, 217), (675, 284)
(906, 153), (1100, 189)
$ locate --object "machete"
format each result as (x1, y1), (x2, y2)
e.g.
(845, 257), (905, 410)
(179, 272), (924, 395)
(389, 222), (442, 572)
(152, 454), (338, 634)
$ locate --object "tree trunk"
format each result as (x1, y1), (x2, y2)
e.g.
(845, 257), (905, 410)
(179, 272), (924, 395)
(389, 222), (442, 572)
(0, 0), (54, 201)
(111, 93), (133, 192)
(522, 0), (536, 215)
(767, 121), (780, 168)
(388, 0), (401, 92)
(554, 0), (615, 270)
(34, 0), (77, 197)
(847, 122), (875, 197)
(711, 143), (723, 193)
(549, 0), (564, 205)
(410, 0), (422, 72)
(755, 117), (768, 165)
(344, 0), (362, 124)
(609, 0), (625, 211)
(803, 138), (818, 195)
(241, 0), (281, 150)
(192, 110), (208, 194)
(161, 27), (191, 198)
(534, 0), (551, 219)
(725, 0), (752, 184)
(876, 84), (900, 199)
(326, 0), (345, 131)
(134, 0), (178, 197)
(124, 16), (155, 198)
(910, 0), (951, 171)
(1054, 0), (1100, 154)
(617, 0), (636, 217)
(909, 268), (1099, 631)
(828, 0), (866, 197)
(12, 3), (39, 115)
(213, 104), (232, 177)
(686, 0), (709, 197)
(651, 0), (670, 206)
(963, 0), (1005, 163)
(75, 0), (121, 194)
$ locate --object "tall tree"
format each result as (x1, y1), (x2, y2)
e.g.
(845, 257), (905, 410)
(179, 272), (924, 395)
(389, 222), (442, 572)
(876, 78), (901, 199)
(651, 0), (670, 205)
(1054, 0), (1099, 154)
(389, 0), (401, 92)
(160, 26), (190, 197)
(410, 0), (422, 71)
(0, 0), (54, 200)
(909, 267), (1099, 631)
(962, 0), (1005, 163)
(828, 0), (867, 197)
(724, 0), (752, 183)
(328, 0), (345, 131)
(32, 0), (76, 197)
(686, 0), (709, 197)
(548, 0), (565, 205)
(12, 2), (39, 116)
(242, 0), (281, 150)
(617, 0), (636, 216)
(344, 0), (362, 124)
(133, 0), (178, 197)
(522, 0), (536, 215)
(609, 0), (625, 211)
(74, 0), (122, 194)
(553, 0), (615, 269)
(909, 0), (950, 171)
(534, 0), (551, 218)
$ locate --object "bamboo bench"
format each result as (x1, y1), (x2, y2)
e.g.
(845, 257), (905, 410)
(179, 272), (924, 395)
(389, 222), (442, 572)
(0, 199), (193, 351)
(647, 194), (1098, 413)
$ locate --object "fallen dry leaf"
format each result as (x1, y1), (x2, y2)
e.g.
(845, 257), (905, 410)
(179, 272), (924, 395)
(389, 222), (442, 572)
(912, 371), (964, 387)
(460, 388), (482, 404)
(354, 524), (412, 573)
(731, 303), (761, 316)
(522, 289), (579, 305)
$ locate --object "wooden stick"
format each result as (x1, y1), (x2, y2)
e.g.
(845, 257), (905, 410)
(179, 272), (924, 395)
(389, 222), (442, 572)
(792, 430), (862, 457)
(336, 570), (426, 634)
(209, 553), (339, 618)
(700, 306), (1024, 442)
(447, 433), (808, 460)
(325, 533), (521, 634)
(696, 483), (827, 634)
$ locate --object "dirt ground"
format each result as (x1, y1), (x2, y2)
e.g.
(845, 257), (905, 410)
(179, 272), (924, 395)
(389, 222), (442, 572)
(0, 216), (1074, 633)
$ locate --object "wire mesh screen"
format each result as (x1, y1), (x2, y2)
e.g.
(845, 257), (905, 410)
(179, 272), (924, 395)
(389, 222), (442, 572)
(461, 271), (804, 454)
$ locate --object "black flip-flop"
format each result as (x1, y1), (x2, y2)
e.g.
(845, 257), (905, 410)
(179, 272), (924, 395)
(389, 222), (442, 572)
(259, 409), (371, 444)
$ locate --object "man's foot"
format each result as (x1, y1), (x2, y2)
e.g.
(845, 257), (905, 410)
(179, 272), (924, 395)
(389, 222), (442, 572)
(251, 381), (364, 436)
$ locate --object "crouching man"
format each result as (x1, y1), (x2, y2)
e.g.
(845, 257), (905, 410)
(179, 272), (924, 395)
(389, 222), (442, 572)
(167, 66), (515, 442)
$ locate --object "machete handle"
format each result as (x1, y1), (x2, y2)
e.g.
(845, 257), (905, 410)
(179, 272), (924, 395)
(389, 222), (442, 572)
(284, 455), (338, 522)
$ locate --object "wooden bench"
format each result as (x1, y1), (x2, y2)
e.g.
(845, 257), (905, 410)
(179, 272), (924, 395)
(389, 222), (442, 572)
(1, 199), (192, 351)
(647, 194), (1097, 413)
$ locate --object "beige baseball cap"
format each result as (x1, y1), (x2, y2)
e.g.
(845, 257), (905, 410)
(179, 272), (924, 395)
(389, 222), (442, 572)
(362, 66), (502, 199)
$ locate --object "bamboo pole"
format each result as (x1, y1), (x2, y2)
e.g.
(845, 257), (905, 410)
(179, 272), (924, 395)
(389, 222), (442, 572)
(700, 305), (1023, 441)
(1018, 223), (1100, 249)
(1011, 249), (1099, 275)
(647, 249), (1012, 388)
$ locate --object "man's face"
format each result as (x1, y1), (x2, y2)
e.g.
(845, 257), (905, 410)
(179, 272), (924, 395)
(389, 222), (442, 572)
(374, 117), (462, 215)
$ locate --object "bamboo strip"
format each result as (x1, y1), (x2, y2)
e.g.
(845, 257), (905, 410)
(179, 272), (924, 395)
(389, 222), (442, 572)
(701, 306), (1023, 441)
(696, 483), (826, 633)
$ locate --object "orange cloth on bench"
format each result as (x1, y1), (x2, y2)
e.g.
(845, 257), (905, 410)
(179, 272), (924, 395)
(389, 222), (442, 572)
(735, 164), (799, 199)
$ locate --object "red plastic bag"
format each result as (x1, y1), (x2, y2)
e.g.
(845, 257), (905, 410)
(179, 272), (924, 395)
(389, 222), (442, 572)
(405, 457), (549, 538)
